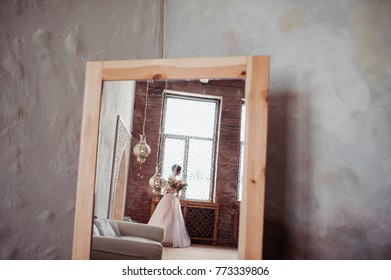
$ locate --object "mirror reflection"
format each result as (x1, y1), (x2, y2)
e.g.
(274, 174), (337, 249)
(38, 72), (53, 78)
(92, 79), (245, 260)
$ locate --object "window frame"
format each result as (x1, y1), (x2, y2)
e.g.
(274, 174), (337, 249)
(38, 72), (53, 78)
(237, 100), (246, 202)
(159, 91), (221, 202)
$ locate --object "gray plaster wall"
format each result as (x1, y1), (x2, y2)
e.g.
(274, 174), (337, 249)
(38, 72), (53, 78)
(0, 0), (161, 259)
(94, 81), (135, 219)
(165, 0), (391, 259)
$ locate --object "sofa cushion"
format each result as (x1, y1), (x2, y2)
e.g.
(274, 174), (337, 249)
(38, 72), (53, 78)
(94, 218), (116, 237)
(116, 221), (164, 242)
(108, 219), (121, 236)
(92, 224), (100, 236)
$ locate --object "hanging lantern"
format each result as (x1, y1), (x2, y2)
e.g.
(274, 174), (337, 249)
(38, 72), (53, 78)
(133, 81), (151, 165)
(149, 166), (166, 196)
(133, 134), (151, 164)
(148, 81), (168, 194)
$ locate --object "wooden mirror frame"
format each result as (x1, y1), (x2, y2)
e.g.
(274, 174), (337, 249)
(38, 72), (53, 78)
(72, 56), (269, 260)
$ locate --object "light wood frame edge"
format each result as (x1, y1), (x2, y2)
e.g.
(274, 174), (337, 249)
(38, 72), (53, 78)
(72, 56), (269, 260)
(238, 56), (270, 259)
(72, 61), (102, 259)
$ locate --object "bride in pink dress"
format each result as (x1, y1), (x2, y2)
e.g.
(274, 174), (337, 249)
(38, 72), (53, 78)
(148, 164), (191, 247)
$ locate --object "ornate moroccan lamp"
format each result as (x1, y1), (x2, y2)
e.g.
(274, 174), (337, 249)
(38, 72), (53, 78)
(148, 81), (168, 195)
(149, 167), (165, 196)
(133, 81), (151, 165)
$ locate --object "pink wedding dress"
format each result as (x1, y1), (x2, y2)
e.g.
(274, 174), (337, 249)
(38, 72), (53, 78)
(148, 176), (191, 248)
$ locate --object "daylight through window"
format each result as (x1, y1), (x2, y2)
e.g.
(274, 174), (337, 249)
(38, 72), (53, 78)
(160, 92), (220, 201)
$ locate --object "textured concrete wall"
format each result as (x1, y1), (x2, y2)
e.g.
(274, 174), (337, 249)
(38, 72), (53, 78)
(165, 0), (391, 259)
(94, 81), (135, 219)
(0, 0), (161, 259)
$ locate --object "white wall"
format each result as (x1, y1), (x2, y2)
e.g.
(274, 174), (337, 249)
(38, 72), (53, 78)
(165, 0), (391, 259)
(94, 81), (135, 219)
(0, 0), (161, 259)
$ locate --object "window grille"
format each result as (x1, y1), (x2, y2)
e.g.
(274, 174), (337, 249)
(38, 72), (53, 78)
(160, 92), (220, 201)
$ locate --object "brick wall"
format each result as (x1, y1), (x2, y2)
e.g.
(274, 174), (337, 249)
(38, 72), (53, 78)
(125, 80), (244, 246)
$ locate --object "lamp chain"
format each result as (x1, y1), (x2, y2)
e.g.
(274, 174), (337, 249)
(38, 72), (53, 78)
(142, 81), (149, 135)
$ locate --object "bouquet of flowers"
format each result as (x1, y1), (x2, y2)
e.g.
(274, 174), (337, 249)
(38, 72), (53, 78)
(168, 177), (188, 192)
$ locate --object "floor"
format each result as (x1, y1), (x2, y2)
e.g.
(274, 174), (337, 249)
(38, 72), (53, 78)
(162, 244), (238, 260)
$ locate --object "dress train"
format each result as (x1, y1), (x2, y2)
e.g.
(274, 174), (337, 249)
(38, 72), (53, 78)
(148, 192), (191, 248)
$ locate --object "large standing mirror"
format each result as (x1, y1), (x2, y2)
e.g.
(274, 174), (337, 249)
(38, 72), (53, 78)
(72, 56), (269, 260)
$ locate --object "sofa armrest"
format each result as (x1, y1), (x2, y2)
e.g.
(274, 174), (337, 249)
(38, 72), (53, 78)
(115, 221), (164, 242)
(91, 236), (162, 260)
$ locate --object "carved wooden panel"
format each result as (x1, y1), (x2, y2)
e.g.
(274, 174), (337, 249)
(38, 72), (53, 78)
(108, 116), (131, 219)
(185, 207), (215, 239)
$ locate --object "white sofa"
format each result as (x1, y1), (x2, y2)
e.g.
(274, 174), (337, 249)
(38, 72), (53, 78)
(91, 219), (164, 260)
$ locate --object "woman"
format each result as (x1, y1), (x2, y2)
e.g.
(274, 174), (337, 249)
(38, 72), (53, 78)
(148, 164), (191, 248)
